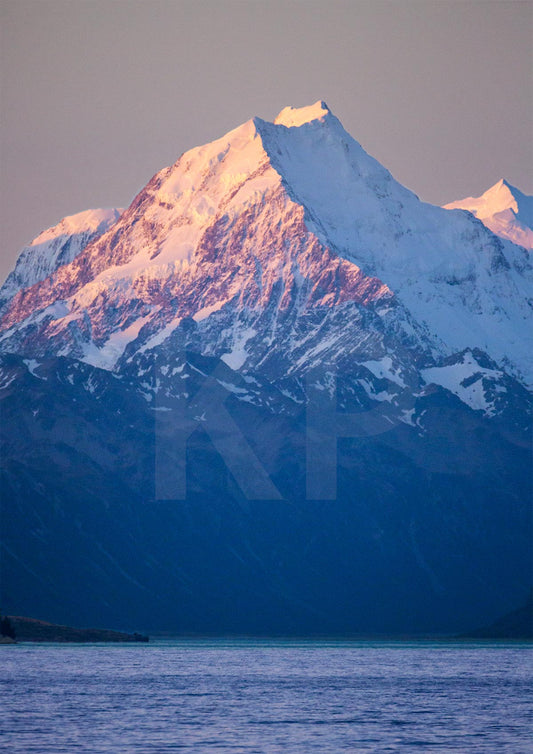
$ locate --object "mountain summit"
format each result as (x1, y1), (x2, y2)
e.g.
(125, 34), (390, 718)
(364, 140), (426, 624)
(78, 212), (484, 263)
(444, 179), (533, 250)
(274, 99), (331, 126)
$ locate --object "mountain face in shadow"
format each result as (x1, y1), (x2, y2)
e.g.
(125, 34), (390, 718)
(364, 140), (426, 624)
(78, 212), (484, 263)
(461, 593), (533, 640)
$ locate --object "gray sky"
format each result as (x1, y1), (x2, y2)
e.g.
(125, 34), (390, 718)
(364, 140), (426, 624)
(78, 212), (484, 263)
(1, 0), (532, 283)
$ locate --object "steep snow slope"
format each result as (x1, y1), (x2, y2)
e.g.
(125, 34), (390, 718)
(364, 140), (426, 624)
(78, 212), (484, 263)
(444, 179), (533, 250)
(0, 208), (122, 312)
(255, 107), (533, 384)
(0, 102), (531, 387)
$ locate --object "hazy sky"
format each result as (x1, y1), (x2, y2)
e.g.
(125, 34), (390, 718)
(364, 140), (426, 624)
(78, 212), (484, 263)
(1, 0), (532, 282)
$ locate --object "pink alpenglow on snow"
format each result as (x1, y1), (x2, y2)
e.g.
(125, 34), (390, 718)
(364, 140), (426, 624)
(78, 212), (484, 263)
(274, 100), (331, 128)
(1, 103), (532, 388)
(0, 207), (123, 312)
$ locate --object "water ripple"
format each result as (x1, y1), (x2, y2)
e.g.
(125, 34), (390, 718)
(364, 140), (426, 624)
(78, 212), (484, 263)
(0, 640), (531, 752)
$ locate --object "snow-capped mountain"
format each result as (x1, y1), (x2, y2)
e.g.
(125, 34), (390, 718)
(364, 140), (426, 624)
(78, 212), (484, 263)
(0, 207), (122, 313)
(444, 179), (533, 251)
(1, 102), (531, 636)
(1, 102), (532, 397)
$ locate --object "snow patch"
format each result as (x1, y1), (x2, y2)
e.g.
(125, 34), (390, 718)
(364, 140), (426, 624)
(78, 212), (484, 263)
(358, 378), (394, 403)
(23, 359), (46, 380)
(138, 316), (183, 353)
(193, 299), (230, 322)
(217, 380), (249, 395)
(221, 327), (256, 370)
(421, 351), (503, 414)
(0, 370), (16, 390)
(81, 315), (153, 369)
(399, 408), (416, 426)
(361, 356), (406, 388)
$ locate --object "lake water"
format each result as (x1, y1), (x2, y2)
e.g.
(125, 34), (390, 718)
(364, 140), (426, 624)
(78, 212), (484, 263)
(1, 640), (531, 752)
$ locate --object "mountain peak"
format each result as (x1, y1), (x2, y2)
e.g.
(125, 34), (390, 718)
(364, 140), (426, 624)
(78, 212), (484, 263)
(492, 178), (523, 196)
(0, 206), (123, 312)
(274, 100), (331, 128)
(445, 179), (524, 219)
(444, 179), (533, 249)
(30, 207), (123, 247)
(482, 178), (519, 211)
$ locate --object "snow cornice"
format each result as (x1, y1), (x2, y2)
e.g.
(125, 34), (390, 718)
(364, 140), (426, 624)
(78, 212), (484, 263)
(274, 100), (331, 128)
